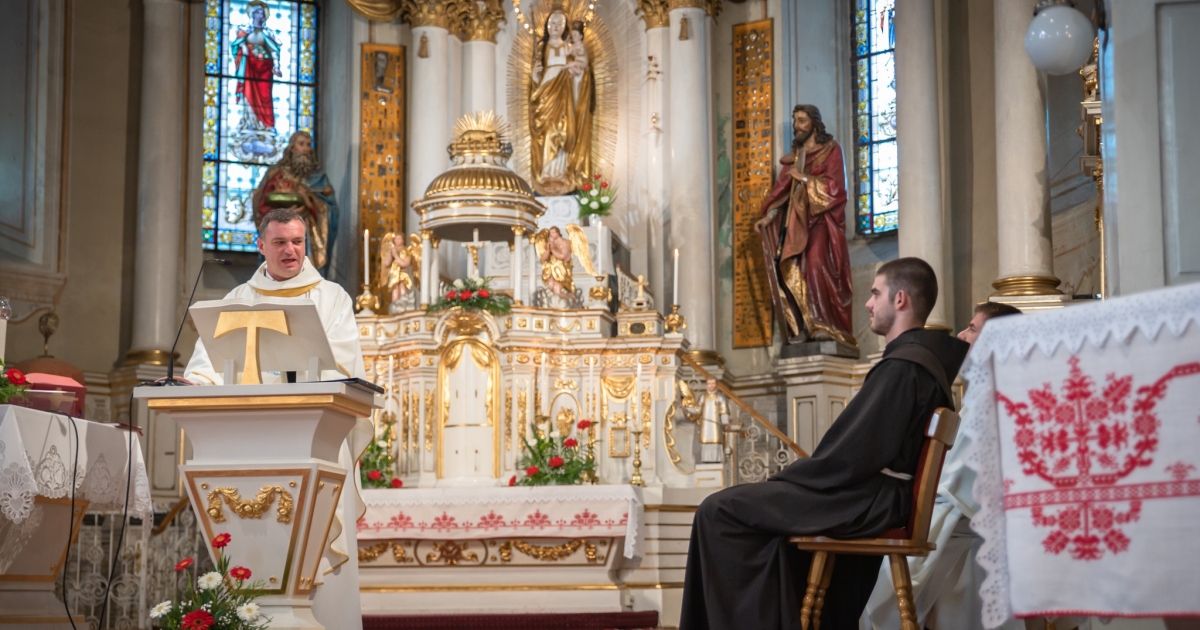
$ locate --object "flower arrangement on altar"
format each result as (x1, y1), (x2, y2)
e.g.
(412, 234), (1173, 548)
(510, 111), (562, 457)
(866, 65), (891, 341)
(149, 533), (268, 630)
(575, 174), (616, 220)
(0, 360), (28, 404)
(360, 437), (402, 489)
(513, 417), (596, 486)
(426, 276), (512, 316)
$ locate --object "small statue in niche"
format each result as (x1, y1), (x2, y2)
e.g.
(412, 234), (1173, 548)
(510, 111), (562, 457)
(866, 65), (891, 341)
(681, 377), (730, 464)
(381, 232), (421, 312)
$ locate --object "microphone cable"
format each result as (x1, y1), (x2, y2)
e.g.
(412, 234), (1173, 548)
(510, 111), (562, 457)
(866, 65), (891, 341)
(95, 388), (137, 626)
(59, 411), (81, 630)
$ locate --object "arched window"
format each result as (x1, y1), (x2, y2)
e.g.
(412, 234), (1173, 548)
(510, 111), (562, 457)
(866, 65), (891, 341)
(202, 0), (319, 251)
(853, 0), (898, 235)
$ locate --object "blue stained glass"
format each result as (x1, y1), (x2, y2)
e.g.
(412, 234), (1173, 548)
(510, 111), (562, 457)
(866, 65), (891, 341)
(853, 0), (898, 235)
(202, 0), (318, 252)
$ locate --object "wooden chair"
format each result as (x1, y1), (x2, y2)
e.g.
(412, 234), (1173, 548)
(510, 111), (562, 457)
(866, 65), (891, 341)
(791, 407), (960, 630)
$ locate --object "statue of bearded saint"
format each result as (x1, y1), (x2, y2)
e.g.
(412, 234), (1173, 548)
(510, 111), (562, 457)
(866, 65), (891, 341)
(529, 9), (594, 196)
(753, 105), (856, 349)
(252, 131), (339, 272)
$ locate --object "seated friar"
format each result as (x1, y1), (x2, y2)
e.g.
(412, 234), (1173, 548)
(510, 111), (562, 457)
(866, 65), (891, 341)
(858, 302), (1029, 630)
(182, 207), (372, 630)
(680, 257), (970, 630)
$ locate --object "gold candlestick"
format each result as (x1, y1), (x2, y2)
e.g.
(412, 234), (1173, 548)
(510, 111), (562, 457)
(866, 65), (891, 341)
(355, 283), (380, 313)
(589, 273), (612, 302)
(630, 427), (645, 487)
(664, 304), (687, 333)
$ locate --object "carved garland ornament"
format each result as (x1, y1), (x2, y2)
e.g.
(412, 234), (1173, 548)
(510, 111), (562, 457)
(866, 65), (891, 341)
(498, 538), (599, 563)
(207, 485), (294, 524)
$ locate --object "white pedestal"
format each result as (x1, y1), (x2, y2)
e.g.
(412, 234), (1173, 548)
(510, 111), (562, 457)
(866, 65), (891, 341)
(137, 382), (382, 630)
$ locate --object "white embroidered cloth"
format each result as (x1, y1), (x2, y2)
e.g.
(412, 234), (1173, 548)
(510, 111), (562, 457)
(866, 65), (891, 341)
(357, 484), (644, 560)
(961, 284), (1200, 626)
(0, 405), (152, 523)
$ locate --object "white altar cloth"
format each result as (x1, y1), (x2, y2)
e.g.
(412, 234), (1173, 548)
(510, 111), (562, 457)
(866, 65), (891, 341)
(961, 284), (1200, 626)
(358, 484), (644, 560)
(0, 404), (152, 523)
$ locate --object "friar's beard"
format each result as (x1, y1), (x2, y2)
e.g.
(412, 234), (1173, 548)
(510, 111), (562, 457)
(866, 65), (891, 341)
(791, 126), (814, 152)
(282, 149), (319, 181)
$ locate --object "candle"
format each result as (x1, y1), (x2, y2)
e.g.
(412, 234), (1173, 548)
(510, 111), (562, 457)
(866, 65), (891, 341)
(635, 362), (642, 423)
(588, 357), (594, 417)
(388, 355), (395, 410)
(672, 248), (680, 305)
(363, 229), (371, 286)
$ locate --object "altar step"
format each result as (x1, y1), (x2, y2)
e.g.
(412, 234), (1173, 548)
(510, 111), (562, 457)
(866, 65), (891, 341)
(363, 611), (660, 630)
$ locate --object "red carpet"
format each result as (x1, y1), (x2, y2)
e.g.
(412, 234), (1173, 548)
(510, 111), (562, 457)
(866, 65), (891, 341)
(363, 612), (659, 630)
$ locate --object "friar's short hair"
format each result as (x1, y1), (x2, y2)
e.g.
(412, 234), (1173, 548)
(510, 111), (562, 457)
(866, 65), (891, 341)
(258, 207), (306, 236)
(974, 301), (1022, 321)
(876, 257), (939, 324)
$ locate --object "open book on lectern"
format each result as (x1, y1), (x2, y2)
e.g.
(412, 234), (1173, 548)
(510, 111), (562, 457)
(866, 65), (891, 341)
(189, 297), (337, 385)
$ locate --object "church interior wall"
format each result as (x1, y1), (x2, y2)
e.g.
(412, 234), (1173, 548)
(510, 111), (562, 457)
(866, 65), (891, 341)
(2, 0), (143, 375)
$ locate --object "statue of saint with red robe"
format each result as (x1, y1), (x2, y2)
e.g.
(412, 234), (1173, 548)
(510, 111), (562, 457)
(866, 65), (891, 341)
(252, 131), (339, 272)
(755, 104), (857, 350)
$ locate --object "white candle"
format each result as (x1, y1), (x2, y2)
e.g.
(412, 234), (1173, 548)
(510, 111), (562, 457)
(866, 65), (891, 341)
(588, 358), (594, 418)
(388, 355), (395, 410)
(363, 229), (371, 286)
(672, 248), (680, 305)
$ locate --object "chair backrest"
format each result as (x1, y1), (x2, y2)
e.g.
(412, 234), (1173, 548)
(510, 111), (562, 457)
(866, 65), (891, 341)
(905, 407), (961, 543)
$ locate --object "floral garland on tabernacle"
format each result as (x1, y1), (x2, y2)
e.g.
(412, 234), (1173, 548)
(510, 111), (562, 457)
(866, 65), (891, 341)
(149, 533), (269, 630)
(0, 360), (29, 404)
(426, 276), (512, 316)
(512, 417), (596, 486)
(575, 173), (616, 220)
(360, 437), (402, 489)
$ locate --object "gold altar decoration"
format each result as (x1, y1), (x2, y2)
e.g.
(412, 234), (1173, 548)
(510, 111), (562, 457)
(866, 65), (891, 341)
(630, 427), (645, 486)
(214, 309), (290, 385)
(426, 540), (479, 566)
(424, 390), (435, 453)
(636, 0), (669, 29)
(499, 538), (599, 563)
(505, 387), (514, 452)
(667, 0), (722, 16)
(359, 44), (406, 293)
(438, 337), (502, 478)
(608, 412), (630, 458)
(641, 390), (653, 448)
(507, 0), (618, 194)
(664, 304), (687, 333)
(732, 20), (775, 348)
(556, 406), (576, 436)
(206, 485), (294, 524)
(457, 0), (506, 42)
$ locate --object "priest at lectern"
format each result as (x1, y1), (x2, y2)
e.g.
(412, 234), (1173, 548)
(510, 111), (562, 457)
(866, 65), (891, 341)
(183, 207), (369, 630)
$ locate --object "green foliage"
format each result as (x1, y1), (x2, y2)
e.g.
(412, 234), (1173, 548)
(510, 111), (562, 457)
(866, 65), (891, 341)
(575, 174), (617, 220)
(151, 534), (270, 630)
(426, 276), (512, 316)
(360, 434), (401, 489)
(0, 360), (29, 405)
(514, 418), (596, 486)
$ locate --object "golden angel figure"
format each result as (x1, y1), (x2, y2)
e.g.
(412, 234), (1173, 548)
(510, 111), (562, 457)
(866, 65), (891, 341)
(530, 224), (597, 300)
(381, 232), (420, 310)
(680, 377), (730, 464)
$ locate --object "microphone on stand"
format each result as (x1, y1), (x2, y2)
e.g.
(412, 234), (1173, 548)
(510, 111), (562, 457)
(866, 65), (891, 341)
(153, 258), (232, 387)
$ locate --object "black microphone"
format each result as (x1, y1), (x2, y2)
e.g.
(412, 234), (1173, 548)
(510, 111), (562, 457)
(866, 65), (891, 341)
(155, 258), (232, 386)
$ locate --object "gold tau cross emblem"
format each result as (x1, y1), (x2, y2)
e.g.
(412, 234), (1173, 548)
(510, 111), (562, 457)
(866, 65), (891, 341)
(214, 310), (291, 384)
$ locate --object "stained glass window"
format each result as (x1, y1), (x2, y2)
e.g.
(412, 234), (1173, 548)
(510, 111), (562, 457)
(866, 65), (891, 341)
(853, 0), (898, 235)
(203, 0), (318, 251)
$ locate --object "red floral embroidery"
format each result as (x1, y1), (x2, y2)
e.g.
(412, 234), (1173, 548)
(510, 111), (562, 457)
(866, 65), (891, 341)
(431, 512), (457, 531)
(570, 509), (601, 528)
(477, 511), (506, 530)
(523, 510), (551, 528)
(999, 357), (1200, 560)
(388, 512), (415, 530)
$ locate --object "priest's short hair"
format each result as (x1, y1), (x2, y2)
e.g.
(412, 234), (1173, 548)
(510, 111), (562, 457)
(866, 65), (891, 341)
(877, 257), (938, 324)
(259, 207), (306, 235)
(974, 301), (1022, 321)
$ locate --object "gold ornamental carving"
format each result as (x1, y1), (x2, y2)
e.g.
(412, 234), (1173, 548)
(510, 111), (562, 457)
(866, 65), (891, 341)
(505, 387), (514, 452)
(455, 0), (506, 42)
(359, 43), (406, 291)
(444, 308), (489, 337)
(635, 0), (669, 29)
(667, 0), (721, 17)
(358, 541), (415, 564)
(207, 485), (294, 524)
(397, 0), (464, 29)
(641, 390), (653, 448)
(498, 539), (598, 563)
(424, 390), (435, 452)
(426, 540), (479, 565)
(732, 20), (775, 348)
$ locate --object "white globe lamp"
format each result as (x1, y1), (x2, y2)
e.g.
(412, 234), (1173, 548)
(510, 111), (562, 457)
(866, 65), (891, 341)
(1024, 0), (1096, 75)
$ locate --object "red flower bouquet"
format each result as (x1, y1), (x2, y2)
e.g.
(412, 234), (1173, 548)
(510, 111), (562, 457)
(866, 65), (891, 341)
(149, 533), (269, 629)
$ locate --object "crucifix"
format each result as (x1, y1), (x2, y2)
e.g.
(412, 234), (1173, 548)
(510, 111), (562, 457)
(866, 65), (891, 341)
(632, 274), (650, 299)
(463, 228), (487, 277)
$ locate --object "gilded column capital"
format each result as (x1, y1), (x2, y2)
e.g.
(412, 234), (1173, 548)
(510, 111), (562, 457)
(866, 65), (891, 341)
(636, 0), (670, 29)
(420, 229), (434, 240)
(667, 0), (721, 18)
(399, 0), (462, 30)
(456, 0), (506, 42)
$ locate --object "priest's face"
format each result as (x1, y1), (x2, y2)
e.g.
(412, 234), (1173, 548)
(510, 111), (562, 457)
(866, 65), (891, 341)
(865, 275), (897, 336)
(957, 312), (988, 346)
(258, 219), (307, 280)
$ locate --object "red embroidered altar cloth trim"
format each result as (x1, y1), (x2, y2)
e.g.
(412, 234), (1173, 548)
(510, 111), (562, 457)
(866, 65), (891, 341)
(357, 485), (644, 559)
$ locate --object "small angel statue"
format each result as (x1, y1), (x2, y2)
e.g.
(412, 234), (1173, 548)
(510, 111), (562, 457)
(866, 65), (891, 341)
(530, 224), (597, 307)
(680, 377), (730, 464)
(382, 232), (421, 312)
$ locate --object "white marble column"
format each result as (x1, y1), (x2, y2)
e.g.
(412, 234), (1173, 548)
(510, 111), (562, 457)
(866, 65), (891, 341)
(460, 2), (503, 114)
(511, 227), (525, 305)
(420, 229), (433, 306)
(430, 238), (442, 297)
(641, 8), (670, 312)
(667, 1), (718, 357)
(404, 10), (454, 233)
(125, 0), (186, 366)
(894, 0), (949, 327)
(992, 0), (1059, 296)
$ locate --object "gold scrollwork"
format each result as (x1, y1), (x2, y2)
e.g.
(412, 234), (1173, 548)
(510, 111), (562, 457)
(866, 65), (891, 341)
(497, 539), (599, 563)
(505, 387), (513, 452)
(554, 378), (578, 391)
(518, 389), (529, 443)
(425, 540), (480, 565)
(359, 541), (415, 564)
(641, 390), (653, 448)
(207, 485), (294, 524)
(663, 399), (682, 466)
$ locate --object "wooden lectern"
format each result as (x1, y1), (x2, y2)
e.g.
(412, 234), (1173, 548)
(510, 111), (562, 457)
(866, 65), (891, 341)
(136, 299), (381, 630)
